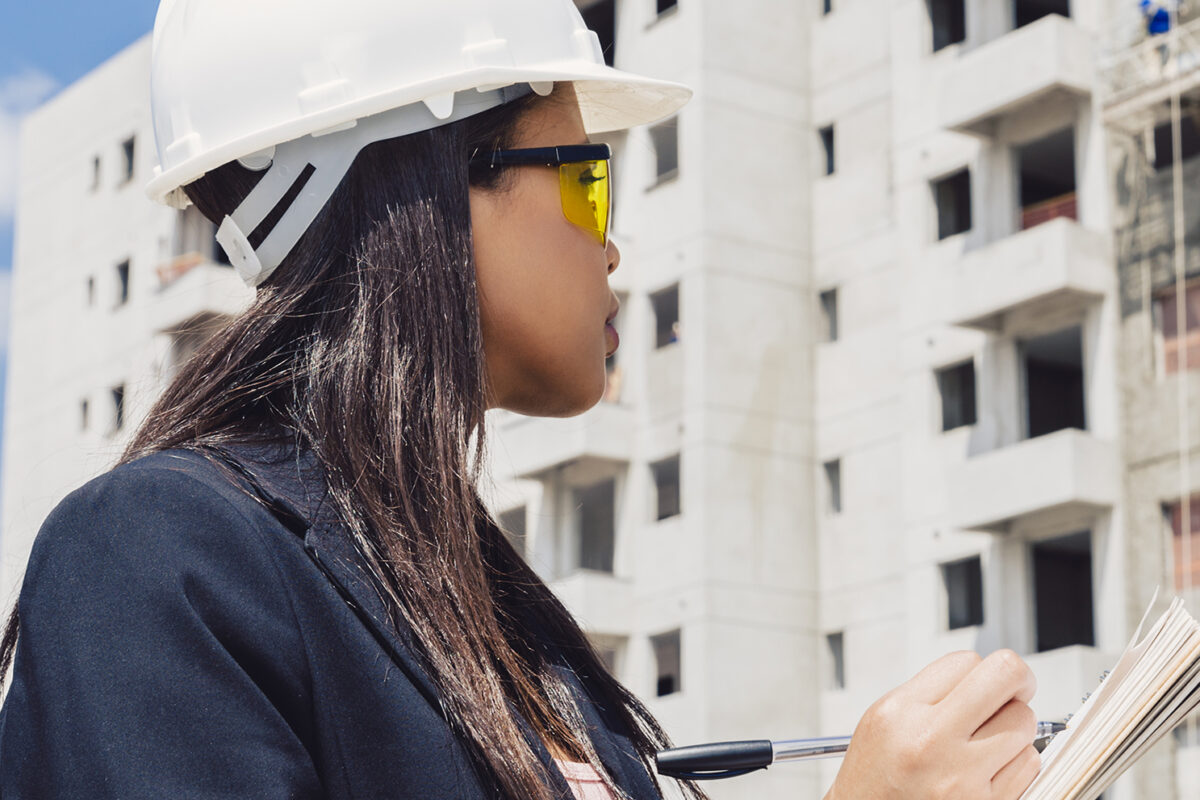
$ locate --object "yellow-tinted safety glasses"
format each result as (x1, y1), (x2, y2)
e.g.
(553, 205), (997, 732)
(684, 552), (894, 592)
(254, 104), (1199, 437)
(469, 144), (612, 246)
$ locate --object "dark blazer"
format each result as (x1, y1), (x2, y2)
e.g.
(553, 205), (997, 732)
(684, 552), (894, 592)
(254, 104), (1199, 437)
(0, 441), (662, 799)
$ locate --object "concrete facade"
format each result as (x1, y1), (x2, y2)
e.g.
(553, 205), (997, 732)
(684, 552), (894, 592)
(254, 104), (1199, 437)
(3, 1), (1200, 799)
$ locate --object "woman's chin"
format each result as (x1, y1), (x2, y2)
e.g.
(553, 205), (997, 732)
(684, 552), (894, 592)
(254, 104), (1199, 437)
(499, 378), (604, 419)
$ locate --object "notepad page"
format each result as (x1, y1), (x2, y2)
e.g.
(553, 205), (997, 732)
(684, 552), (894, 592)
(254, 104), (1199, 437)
(1020, 597), (1200, 800)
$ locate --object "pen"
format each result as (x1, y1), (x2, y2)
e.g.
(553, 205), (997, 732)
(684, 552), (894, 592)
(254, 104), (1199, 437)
(655, 721), (1068, 780)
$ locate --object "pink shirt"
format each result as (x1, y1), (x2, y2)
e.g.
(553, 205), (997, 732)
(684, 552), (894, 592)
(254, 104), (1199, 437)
(555, 759), (619, 800)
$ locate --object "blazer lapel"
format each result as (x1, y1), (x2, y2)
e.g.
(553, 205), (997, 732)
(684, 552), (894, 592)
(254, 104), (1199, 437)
(218, 440), (596, 799)
(215, 441), (447, 713)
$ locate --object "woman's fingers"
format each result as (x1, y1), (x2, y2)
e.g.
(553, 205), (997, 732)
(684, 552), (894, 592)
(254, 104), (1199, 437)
(972, 697), (1038, 775)
(990, 743), (1042, 798)
(900, 650), (983, 705)
(826, 649), (1041, 800)
(939, 649), (1038, 737)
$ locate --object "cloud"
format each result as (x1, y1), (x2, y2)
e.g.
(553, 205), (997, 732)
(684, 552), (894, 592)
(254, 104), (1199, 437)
(0, 69), (59, 218)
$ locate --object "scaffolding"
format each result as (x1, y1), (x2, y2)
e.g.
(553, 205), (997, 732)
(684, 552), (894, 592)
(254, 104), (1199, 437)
(1100, 5), (1200, 793)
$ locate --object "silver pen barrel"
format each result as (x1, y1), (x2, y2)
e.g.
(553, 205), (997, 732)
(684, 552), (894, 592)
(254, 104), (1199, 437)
(772, 736), (853, 763)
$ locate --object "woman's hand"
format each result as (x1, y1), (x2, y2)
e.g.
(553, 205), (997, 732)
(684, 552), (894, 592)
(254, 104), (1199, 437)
(824, 649), (1041, 800)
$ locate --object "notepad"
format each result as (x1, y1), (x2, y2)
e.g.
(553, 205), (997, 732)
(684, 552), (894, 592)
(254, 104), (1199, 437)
(1020, 593), (1200, 800)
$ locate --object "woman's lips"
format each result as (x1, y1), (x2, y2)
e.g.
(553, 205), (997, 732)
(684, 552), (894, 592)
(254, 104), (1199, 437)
(605, 323), (620, 357)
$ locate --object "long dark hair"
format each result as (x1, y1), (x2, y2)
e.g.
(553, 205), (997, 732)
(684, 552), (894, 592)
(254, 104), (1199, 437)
(0, 91), (702, 800)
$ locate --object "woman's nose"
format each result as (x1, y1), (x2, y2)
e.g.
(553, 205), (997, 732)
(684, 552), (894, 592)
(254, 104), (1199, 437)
(606, 237), (621, 275)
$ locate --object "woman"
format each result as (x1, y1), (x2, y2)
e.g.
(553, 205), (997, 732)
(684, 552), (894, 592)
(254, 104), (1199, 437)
(0, 1), (1042, 798)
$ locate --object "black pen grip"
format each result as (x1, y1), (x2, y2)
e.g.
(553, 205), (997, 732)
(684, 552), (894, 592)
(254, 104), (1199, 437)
(655, 740), (773, 775)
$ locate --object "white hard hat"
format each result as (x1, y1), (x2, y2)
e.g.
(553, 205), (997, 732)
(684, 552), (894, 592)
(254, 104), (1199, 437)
(145, 0), (692, 287)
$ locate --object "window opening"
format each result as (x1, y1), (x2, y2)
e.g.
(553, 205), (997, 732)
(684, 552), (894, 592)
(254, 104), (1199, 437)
(824, 459), (842, 515)
(80, 398), (89, 432)
(579, 0), (616, 66)
(499, 506), (528, 558)
(1166, 496), (1200, 592)
(1032, 531), (1094, 652)
(1014, 0), (1069, 28)
(929, 0), (966, 51)
(1017, 127), (1077, 231)
(1158, 282), (1200, 373)
(934, 169), (972, 240)
(826, 632), (845, 689)
(575, 478), (616, 573)
(86, 276), (95, 307)
(1152, 115), (1200, 171)
(648, 117), (679, 184)
(651, 629), (682, 696)
(942, 556), (984, 629)
(111, 384), (126, 433)
(121, 136), (136, 183)
(1021, 326), (1085, 439)
(819, 288), (839, 343)
(657, 0), (678, 17)
(937, 360), (977, 431)
(819, 125), (835, 176)
(91, 155), (101, 191)
(652, 284), (680, 348)
(651, 455), (681, 520)
(115, 260), (130, 306)
(823, 0), (833, 14)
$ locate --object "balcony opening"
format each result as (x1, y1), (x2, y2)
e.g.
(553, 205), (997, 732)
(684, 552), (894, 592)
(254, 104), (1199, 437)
(1166, 496), (1200, 593)
(826, 631), (845, 690)
(824, 459), (843, 515)
(942, 556), (984, 629)
(651, 629), (682, 696)
(819, 288), (839, 343)
(937, 360), (977, 432)
(115, 259), (130, 307)
(651, 454), (681, 520)
(1152, 115), (1200, 171)
(648, 117), (679, 186)
(1017, 127), (1077, 231)
(111, 384), (126, 433)
(819, 125), (835, 176)
(933, 168), (972, 240)
(1156, 281), (1200, 374)
(1021, 326), (1085, 439)
(579, 0), (616, 66)
(1032, 531), (1094, 652)
(652, 284), (680, 348)
(575, 478), (615, 573)
(166, 314), (230, 380)
(590, 634), (625, 676)
(499, 506), (527, 558)
(929, 0), (966, 51)
(1014, 0), (1069, 29)
(121, 136), (136, 183)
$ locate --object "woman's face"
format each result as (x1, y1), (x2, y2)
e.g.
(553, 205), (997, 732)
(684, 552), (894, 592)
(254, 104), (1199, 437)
(470, 87), (621, 417)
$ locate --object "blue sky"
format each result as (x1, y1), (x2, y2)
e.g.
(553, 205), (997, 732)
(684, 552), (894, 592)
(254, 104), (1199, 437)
(1, 1), (160, 270)
(0, 1), (159, 511)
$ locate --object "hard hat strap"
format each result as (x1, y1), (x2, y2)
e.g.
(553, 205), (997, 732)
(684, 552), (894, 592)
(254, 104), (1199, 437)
(217, 82), (537, 287)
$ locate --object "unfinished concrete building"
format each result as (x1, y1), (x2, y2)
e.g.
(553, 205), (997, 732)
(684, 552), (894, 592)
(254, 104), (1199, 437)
(6, 2), (1200, 799)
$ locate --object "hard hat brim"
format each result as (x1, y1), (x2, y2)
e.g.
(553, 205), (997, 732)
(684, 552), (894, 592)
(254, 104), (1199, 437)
(145, 64), (691, 207)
